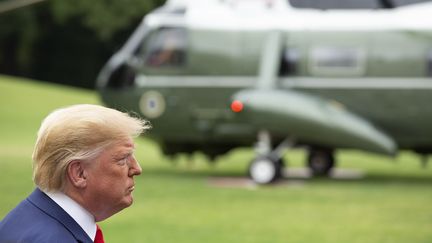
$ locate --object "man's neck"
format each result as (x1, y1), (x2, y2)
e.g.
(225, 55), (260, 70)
(44, 190), (97, 240)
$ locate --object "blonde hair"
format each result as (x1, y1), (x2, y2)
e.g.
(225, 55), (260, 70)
(32, 104), (150, 191)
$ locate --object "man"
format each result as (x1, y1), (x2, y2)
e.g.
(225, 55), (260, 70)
(0, 104), (150, 242)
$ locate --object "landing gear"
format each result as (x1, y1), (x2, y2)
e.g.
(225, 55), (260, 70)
(248, 156), (285, 184)
(248, 131), (293, 184)
(247, 131), (336, 183)
(307, 148), (335, 176)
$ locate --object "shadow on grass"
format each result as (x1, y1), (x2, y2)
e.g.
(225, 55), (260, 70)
(142, 167), (246, 179)
(292, 172), (432, 188)
(351, 173), (432, 186)
(142, 165), (432, 187)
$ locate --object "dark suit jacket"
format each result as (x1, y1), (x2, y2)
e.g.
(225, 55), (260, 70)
(0, 188), (94, 243)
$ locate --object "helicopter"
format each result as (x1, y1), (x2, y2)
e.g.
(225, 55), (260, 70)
(97, 0), (432, 184)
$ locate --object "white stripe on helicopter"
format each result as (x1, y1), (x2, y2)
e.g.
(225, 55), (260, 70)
(135, 75), (432, 89)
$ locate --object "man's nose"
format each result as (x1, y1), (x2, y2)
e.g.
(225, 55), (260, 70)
(128, 156), (142, 176)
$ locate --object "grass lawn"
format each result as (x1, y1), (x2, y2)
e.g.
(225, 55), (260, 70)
(0, 75), (431, 243)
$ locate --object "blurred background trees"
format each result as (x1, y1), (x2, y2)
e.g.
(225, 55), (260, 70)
(0, 0), (164, 89)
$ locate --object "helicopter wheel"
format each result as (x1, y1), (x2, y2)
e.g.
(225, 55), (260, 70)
(307, 148), (334, 176)
(248, 156), (283, 184)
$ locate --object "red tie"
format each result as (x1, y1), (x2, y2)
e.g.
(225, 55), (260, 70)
(94, 224), (105, 243)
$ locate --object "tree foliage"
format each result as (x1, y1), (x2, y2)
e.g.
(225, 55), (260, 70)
(50, 0), (164, 39)
(0, 0), (165, 88)
(0, 7), (38, 75)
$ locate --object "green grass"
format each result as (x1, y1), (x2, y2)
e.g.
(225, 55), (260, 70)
(1, 75), (432, 243)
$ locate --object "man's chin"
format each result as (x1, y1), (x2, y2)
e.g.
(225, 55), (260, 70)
(123, 195), (134, 207)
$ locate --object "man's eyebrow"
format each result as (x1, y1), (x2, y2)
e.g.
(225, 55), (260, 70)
(112, 149), (135, 158)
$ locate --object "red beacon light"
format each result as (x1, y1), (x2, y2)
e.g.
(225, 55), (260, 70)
(231, 100), (244, 113)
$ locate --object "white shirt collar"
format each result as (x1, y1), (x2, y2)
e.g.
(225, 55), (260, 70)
(45, 190), (97, 241)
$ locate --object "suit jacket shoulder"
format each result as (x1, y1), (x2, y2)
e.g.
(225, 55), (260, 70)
(0, 188), (93, 243)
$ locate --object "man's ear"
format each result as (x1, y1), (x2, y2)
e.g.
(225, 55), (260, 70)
(67, 160), (87, 188)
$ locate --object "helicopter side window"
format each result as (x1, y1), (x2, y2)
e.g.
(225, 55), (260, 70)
(279, 48), (299, 76)
(143, 28), (187, 68)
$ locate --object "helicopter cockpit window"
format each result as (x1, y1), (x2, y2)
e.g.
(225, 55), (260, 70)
(142, 28), (187, 68)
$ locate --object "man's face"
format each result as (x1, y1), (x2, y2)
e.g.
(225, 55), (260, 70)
(84, 137), (142, 221)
